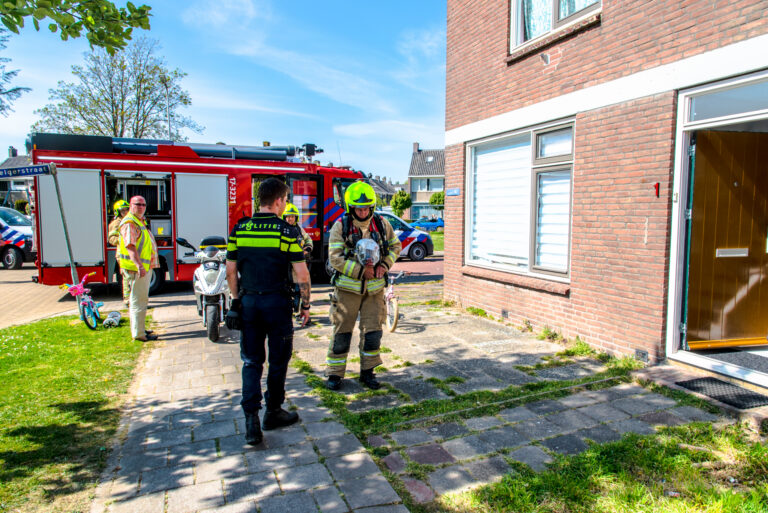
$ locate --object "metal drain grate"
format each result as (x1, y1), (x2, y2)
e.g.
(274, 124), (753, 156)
(676, 377), (768, 410)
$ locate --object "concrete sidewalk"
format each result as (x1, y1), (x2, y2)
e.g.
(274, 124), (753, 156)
(91, 287), (407, 513)
(90, 279), (733, 513)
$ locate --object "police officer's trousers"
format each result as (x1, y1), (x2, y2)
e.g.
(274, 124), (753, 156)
(240, 292), (293, 414)
(326, 288), (385, 378)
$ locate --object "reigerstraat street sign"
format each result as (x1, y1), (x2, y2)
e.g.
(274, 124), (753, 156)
(0, 164), (52, 178)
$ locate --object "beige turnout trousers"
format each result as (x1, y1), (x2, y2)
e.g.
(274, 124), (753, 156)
(326, 288), (386, 377)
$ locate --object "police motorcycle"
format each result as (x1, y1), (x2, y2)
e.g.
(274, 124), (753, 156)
(176, 236), (230, 342)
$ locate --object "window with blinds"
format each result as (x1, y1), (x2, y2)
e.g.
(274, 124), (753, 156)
(467, 123), (573, 278)
(470, 135), (531, 269)
(535, 170), (571, 271)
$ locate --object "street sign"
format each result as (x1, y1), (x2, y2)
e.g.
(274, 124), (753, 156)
(0, 164), (51, 178)
(446, 188), (460, 196)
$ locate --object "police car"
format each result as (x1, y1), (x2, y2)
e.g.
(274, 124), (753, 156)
(379, 212), (433, 261)
(0, 206), (36, 269)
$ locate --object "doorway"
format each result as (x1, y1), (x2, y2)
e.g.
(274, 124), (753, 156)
(684, 131), (768, 350)
(668, 71), (768, 387)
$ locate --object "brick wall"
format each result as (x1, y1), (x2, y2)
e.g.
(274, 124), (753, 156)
(443, 93), (677, 361)
(446, 0), (768, 131)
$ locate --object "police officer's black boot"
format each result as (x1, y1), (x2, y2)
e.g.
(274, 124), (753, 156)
(359, 368), (381, 390)
(262, 407), (299, 430)
(244, 412), (263, 445)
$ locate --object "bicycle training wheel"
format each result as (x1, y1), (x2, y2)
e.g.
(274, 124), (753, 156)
(385, 296), (399, 332)
(81, 302), (99, 330)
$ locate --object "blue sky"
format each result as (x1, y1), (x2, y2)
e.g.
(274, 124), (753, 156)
(0, 0), (446, 183)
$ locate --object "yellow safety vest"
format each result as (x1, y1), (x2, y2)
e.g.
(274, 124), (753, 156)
(117, 214), (153, 272)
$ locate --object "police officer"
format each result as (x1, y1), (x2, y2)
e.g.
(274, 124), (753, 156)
(225, 178), (311, 446)
(325, 181), (401, 391)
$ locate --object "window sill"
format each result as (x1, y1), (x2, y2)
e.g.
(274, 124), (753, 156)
(506, 12), (601, 65)
(462, 265), (570, 296)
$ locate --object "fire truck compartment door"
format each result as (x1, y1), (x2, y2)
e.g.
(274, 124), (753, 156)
(175, 173), (228, 263)
(37, 168), (104, 266)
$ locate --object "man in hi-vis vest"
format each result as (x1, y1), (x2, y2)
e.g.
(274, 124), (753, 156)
(118, 196), (159, 341)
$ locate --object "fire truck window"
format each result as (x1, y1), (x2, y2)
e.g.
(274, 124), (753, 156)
(333, 181), (342, 205)
(291, 180), (318, 231)
(106, 176), (172, 243)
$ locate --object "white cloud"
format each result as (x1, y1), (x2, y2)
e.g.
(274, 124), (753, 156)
(181, 0), (273, 29)
(397, 28), (445, 60)
(180, 0), (396, 115)
(185, 80), (320, 119)
(391, 27), (446, 94)
(333, 119), (443, 147)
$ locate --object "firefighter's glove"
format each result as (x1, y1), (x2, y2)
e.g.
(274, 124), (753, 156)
(362, 265), (375, 280)
(226, 298), (242, 331)
(374, 264), (388, 279)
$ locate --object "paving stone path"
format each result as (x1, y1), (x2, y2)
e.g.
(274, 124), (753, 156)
(90, 290), (408, 513)
(91, 279), (727, 512)
(372, 383), (719, 501)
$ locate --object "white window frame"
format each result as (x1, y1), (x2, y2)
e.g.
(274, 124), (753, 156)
(465, 120), (574, 281)
(428, 178), (444, 192)
(510, 0), (601, 51)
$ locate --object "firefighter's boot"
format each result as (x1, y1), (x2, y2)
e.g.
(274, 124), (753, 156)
(359, 368), (381, 390)
(326, 375), (343, 391)
(262, 408), (299, 430)
(244, 412), (263, 445)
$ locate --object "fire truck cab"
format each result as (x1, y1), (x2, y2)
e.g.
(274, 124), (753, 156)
(28, 133), (363, 293)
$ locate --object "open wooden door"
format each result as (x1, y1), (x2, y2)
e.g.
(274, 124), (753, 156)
(685, 131), (768, 350)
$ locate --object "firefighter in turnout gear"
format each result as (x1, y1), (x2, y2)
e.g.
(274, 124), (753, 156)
(283, 202), (313, 261)
(325, 181), (401, 391)
(108, 199), (131, 304)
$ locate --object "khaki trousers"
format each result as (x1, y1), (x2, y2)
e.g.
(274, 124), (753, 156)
(122, 269), (151, 339)
(326, 288), (385, 377)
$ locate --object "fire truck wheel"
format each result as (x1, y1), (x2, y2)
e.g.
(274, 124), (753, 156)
(149, 268), (166, 295)
(2, 246), (23, 269)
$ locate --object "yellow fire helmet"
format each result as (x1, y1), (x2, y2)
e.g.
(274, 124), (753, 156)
(113, 199), (130, 216)
(283, 202), (300, 219)
(344, 181), (376, 213)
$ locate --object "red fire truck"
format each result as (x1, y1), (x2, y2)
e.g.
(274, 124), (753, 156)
(27, 133), (364, 293)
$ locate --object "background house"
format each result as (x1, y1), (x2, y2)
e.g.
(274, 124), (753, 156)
(407, 142), (444, 220)
(368, 175), (398, 205)
(444, 0), (768, 387)
(0, 147), (33, 208)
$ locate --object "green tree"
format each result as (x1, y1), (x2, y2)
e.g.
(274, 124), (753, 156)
(390, 190), (412, 218)
(429, 191), (444, 211)
(32, 37), (202, 140)
(1, 0), (151, 55)
(0, 29), (29, 115)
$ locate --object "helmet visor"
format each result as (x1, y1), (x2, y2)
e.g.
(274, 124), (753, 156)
(355, 238), (380, 266)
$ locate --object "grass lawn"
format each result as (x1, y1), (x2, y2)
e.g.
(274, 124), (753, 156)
(0, 316), (145, 512)
(441, 423), (768, 513)
(431, 231), (444, 252)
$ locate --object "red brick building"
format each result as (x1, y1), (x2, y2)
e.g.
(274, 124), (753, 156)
(444, 0), (768, 386)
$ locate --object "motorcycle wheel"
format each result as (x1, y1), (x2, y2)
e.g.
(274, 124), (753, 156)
(385, 296), (399, 332)
(81, 301), (99, 330)
(206, 304), (220, 342)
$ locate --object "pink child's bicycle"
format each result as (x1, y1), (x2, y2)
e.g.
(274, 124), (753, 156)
(59, 272), (103, 330)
